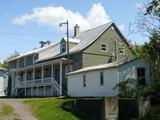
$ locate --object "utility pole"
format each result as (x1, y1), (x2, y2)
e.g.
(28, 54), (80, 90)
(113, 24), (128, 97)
(59, 20), (70, 72)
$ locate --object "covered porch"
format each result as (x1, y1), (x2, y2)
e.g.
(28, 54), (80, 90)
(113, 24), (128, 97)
(11, 58), (69, 97)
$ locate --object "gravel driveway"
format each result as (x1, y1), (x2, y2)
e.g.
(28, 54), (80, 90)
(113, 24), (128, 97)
(0, 98), (38, 120)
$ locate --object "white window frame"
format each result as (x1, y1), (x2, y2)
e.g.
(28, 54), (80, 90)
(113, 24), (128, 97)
(60, 42), (66, 53)
(17, 60), (20, 68)
(100, 43), (108, 52)
(24, 57), (27, 66)
(119, 46), (125, 55)
(33, 55), (38, 64)
(83, 75), (87, 87)
(100, 71), (104, 86)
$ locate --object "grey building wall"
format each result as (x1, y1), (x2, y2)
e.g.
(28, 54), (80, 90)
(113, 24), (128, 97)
(82, 25), (134, 67)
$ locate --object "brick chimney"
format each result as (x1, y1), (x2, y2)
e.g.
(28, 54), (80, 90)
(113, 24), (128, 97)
(74, 24), (80, 37)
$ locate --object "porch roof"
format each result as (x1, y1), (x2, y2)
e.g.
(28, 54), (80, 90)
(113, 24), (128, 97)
(10, 58), (68, 72)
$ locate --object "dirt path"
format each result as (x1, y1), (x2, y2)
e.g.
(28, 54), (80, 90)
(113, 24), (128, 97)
(0, 98), (38, 120)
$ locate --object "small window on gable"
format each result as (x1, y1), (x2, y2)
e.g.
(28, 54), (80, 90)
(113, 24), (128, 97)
(33, 55), (38, 64)
(61, 42), (66, 53)
(100, 72), (104, 85)
(83, 75), (86, 87)
(17, 60), (20, 68)
(24, 58), (27, 66)
(101, 44), (108, 52)
(137, 68), (146, 86)
(119, 46), (125, 55)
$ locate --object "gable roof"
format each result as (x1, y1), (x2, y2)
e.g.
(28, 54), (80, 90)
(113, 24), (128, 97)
(37, 22), (114, 62)
(67, 57), (138, 75)
(69, 22), (113, 53)
(9, 21), (134, 63)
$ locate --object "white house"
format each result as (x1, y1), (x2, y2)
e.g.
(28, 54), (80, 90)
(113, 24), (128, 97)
(67, 58), (151, 97)
(0, 67), (8, 96)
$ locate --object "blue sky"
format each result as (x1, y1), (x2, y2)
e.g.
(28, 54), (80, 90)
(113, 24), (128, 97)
(0, 0), (149, 62)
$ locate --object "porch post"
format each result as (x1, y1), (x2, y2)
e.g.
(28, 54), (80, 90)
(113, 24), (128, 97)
(24, 70), (27, 96)
(51, 64), (53, 79)
(11, 72), (14, 94)
(59, 61), (62, 96)
(31, 87), (33, 96)
(42, 66), (44, 83)
(37, 86), (38, 96)
(51, 85), (53, 96)
(43, 86), (45, 96)
(33, 67), (35, 82)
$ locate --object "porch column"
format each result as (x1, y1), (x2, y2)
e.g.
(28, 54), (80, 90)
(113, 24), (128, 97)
(59, 61), (62, 96)
(33, 68), (35, 82)
(31, 87), (33, 96)
(11, 72), (14, 93)
(51, 64), (53, 79)
(42, 66), (44, 83)
(37, 86), (38, 96)
(24, 70), (27, 96)
(51, 85), (53, 96)
(43, 86), (45, 96)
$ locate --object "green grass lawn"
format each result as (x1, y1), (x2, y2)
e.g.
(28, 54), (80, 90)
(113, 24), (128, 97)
(24, 97), (89, 120)
(0, 104), (13, 116)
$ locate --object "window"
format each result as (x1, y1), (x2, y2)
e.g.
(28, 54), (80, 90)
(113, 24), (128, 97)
(35, 67), (42, 79)
(137, 68), (146, 85)
(83, 75), (86, 87)
(65, 65), (73, 74)
(17, 60), (20, 68)
(24, 58), (27, 66)
(33, 55), (38, 63)
(44, 65), (51, 78)
(100, 72), (104, 85)
(101, 44), (108, 52)
(119, 46), (125, 55)
(60, 42), (66, 53)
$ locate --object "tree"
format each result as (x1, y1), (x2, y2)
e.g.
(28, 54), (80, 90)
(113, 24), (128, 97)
(113, 78), (138, 98)
(132, 0), (160, 84)
(129, 0), (160, 35)
(141, 31), (160, 83)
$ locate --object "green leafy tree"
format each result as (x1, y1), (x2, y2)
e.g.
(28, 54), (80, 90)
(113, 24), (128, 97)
(113, 78), (138, 98)
(140, 31), (160, 83)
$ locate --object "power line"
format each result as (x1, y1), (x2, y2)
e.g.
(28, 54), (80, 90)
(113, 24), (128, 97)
(0, 32), (61, 36)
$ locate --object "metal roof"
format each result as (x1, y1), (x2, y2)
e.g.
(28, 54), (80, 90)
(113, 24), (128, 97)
(70, 22), (113, 53)
(36, 22), (113, 62)
(8, 21), (133, 63)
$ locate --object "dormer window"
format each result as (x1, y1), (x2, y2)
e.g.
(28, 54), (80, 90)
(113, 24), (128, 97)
(60, 42), (66, 53)
(33, 55), (38, 64)
(17, 60), (19, 68)
(24, 58), (28, 66)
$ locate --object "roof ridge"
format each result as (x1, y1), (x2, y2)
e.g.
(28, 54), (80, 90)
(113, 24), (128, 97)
(76, 21), (113, 35)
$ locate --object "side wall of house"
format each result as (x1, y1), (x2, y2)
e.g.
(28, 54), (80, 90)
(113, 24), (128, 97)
(82, 25), (134, 68)
(70, 53), (83, 71)
(68, 68), (119, 97)
(118, 59), (151, 84)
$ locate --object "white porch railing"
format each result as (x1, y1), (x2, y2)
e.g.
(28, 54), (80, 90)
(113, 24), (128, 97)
(15, 78), (60, 89)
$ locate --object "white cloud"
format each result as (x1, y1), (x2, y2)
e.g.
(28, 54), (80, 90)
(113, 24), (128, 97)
(12, 3), (111, 31)
(136, 3), (144, 9)
(118, 24), (125, 32)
